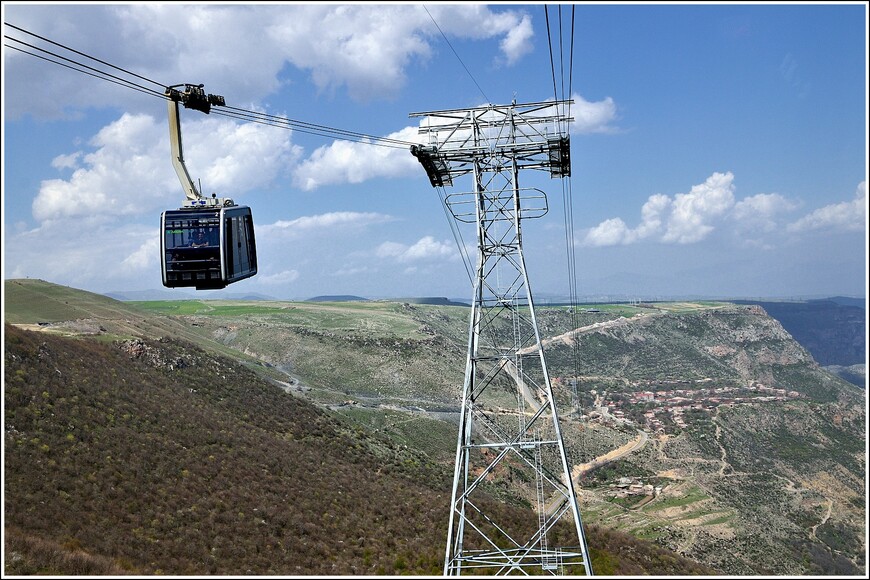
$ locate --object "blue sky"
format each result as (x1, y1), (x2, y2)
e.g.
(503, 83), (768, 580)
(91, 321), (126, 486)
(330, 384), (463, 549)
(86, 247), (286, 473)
(2, 2), (867, 301)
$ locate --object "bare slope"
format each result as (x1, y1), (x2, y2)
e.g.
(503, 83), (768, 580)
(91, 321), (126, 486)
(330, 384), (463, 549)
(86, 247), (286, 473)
(3, 324), (713, 576)
(542, 304), (865, 576)
(4, 280), (864, 575)
(141, 295), (865, 576)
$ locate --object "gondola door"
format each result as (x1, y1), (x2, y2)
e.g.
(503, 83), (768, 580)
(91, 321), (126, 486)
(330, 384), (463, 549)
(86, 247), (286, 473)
(223, 206), (257, 285)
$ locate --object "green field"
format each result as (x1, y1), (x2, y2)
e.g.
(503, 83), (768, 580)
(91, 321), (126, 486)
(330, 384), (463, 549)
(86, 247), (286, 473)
(4, 279), (134, 324)
(131, 299), (427, 339)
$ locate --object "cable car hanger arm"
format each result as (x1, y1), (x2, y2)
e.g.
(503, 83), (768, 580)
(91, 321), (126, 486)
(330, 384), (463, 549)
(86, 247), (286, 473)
(165, 83), (231, 206)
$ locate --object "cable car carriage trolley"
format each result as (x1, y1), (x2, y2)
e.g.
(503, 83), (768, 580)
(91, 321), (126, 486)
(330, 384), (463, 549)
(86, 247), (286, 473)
(160, 84), (257, 290)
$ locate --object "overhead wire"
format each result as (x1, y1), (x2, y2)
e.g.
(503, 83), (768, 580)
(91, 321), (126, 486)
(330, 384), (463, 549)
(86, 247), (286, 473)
(4, 22), (165, 90)
(422, 4), (490, 105)
(209, 107), (412, 150)
(3, 21), (419, 150)
(3, 34), (165, 98)
(436, 185), (475, 286)
(418, 5), (488, 286)
(545, 5), (583, 414)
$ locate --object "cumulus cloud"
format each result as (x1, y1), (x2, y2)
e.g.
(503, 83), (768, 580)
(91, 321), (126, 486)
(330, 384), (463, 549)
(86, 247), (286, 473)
(499, 14), (534, 65)
(732, 192), (799, 233)
(571, 93), (619, 134)
(787, 181), (867, 233)
(662, 172), (736, 243)
(583, 218), (636, 247)
(4, 221), (159, 290)
(293, 127), (423, 191)
(32, 114), (164, 222)
(51, 152), (82, 170)
(583, 172), (735, 246)
(30, 112), (297, 223)
(120, 236), (159, 273)
(583, 175), (866, 249)
(4, 4), (537, 117)
(376, 235), (455, 262)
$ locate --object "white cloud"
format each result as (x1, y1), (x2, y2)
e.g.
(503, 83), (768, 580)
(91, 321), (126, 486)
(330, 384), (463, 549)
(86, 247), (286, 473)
(51, 152), (82, 170)
(731, 192), (799, 233)
(571, 94), (619, 134)
(4, 221), (158, 291)
(583, 193), (671, 247)
(662, 172), (736, 243)
(583, 218), (635, 247)
(120, 236), (159, 273)
(583, 172), (735, 246)
(259, 270), (300, 285)
(584, 175), (867, 250)
(32, 113), (164, 222)
(293, 127), (423, 191)
(376, 235), (455, 263)
(261, 211), (394, 237)
(636, 194), (672, 239)
(499, 14), (534, 65)
(4, 4), (537, 117)
(787, 181), (867, 233)
(30, 113), (297, 223)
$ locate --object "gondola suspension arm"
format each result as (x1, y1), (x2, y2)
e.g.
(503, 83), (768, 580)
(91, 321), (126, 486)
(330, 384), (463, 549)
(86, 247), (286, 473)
(165, 83), (232, 207)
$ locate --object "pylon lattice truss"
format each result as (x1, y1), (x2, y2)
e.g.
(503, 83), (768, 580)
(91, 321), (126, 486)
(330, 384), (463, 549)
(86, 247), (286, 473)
(409, 100), (592, 576)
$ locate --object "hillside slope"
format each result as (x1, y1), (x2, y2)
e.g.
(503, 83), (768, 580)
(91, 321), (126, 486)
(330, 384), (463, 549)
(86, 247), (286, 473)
(4, 280), (864, 575)
(141, 296), (865, 576)
(3, 323), (713, 576)
(733, 299), (865, 367)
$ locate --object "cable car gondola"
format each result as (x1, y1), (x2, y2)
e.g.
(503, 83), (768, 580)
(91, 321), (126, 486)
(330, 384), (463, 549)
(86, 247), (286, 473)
(161, 197), (257, 290)
(160, 83), (257, 290)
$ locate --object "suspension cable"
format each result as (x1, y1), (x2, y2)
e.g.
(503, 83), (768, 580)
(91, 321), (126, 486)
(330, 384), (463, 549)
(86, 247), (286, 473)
(544, 7), (583, 413)
(4, 22), (419, 150)
(422, 5), (490, 104)
(5, 21), (165, 90)
(3, 41), (166, 102)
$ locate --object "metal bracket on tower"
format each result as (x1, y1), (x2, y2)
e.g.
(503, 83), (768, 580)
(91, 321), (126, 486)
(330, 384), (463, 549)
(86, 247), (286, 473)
(411, 144), (453, 187)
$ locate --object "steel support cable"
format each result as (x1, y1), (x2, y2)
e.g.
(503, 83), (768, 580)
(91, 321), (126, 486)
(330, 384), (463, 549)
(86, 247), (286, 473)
(437, 186), (476, 287)
(544, 6), (559, 108)
(558, 5), (566, 135)
(3, 37), (166, 100)
(545, 7), (584, 416)
(221, 105), (416, 148)
(7, 32), (417, 151)
(211, 107), (410, 150)
(568, 5), (576, 120)
(4, 22), (165, 90)
(422, 4), (490, 105)
(560, 8), (584, 419)
(5, 22), (420, 152)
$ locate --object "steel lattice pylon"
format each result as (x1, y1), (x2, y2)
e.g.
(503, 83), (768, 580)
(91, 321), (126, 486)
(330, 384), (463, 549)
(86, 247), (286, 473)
(410, 101), (593, 576)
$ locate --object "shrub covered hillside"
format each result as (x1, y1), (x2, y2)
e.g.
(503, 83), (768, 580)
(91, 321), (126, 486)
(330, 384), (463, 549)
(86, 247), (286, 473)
(4, 324), (714, 576)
